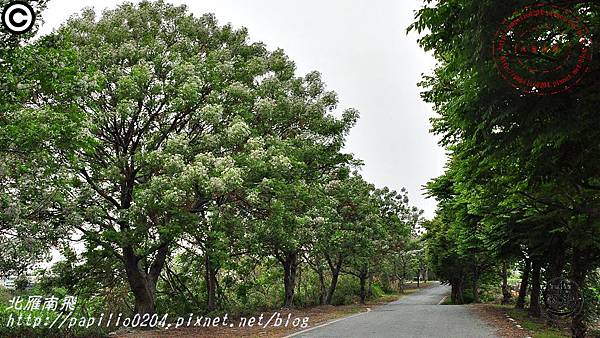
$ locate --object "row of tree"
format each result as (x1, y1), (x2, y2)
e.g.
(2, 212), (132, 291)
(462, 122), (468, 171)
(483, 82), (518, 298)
(411, 1), (600, 337)
(0, 0), (424, 319)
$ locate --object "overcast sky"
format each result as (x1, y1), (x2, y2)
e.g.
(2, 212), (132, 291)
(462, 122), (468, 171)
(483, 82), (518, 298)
(39, 0), (446, 218)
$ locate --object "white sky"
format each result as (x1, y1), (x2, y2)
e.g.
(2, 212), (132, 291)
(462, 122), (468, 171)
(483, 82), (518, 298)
(38, 0), (446, 218)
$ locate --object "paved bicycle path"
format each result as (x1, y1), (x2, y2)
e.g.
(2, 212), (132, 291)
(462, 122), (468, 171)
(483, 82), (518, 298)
(289, 282), (498, 338)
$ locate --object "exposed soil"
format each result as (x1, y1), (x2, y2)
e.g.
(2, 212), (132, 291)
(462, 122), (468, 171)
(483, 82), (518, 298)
(114, 305), (361, 338)
(471, 304), (533, 338)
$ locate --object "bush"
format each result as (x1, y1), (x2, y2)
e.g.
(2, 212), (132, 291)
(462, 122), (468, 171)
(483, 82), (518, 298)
(330, 276), (360, 305)
(479, 283), (500, 303)
(462, 289), (476, 304)
(293, 270), (324, 308)
(370, 283), (385, 299)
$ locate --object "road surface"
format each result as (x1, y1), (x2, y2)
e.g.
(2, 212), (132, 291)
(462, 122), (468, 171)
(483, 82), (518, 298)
(289, 282), (498, 338)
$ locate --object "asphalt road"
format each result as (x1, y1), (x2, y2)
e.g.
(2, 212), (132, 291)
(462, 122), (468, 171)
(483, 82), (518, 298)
(289, 282), (498, 338)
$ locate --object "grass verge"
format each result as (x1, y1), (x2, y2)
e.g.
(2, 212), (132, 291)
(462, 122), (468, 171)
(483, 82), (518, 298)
(474, 304), (569, 338)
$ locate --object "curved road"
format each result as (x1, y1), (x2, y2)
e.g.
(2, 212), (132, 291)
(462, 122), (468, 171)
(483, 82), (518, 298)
(289, 282), (498, 338)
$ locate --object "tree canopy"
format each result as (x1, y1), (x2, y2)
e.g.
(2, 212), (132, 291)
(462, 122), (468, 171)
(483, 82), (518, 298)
(411, 0), (600, 336)
(0, 2), (424, 330)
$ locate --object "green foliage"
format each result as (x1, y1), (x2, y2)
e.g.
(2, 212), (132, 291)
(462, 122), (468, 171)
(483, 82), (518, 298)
(412, 0), (600, 332)
(0, 0), (62, 278)
(330, 275), (362, 306)
(0, 0), (425, 331)
(581, 271), (600, 329)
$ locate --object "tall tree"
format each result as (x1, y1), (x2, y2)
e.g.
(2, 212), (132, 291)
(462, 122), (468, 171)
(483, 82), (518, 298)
(12, 0), (356, 314)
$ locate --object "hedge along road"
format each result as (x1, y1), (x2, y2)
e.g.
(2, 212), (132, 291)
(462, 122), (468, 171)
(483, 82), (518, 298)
(287, 282), (498, 338)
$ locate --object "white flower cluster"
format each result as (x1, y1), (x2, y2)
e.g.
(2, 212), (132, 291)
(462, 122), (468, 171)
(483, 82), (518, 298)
(254, 97), (277, 115)
(208, 157), (243, 194)
(246, 137), (267, 160)
(226, 119), (250, 143)
(270, 154), (292, 170)
(227, 82), (251, 98)
(326, 180), (341, 191)
(180, 157), (209, 188)
(200, 104), (224, 125)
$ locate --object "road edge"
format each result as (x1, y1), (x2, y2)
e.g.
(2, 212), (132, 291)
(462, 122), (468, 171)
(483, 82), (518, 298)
(283, 308), (372, 338)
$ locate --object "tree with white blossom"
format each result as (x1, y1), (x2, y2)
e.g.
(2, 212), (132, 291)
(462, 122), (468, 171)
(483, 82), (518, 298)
(14, 0), (357, 314)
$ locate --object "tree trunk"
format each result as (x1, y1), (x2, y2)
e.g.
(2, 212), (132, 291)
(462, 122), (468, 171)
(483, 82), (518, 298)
(571, 249), (589, 338)
(326, 269), (340, 305)
(451, 283), (464, 305)
(545, 240), (566, 327)
(451, 277), (465, 305)
(451, 284), (457, 304)
(325, 254), (343, 305)
(317, 269), (327, 305)
(367, 275), (373, 298)
(282, 252), (298, 308)
(472, 279), (479, 303)
(359, 273), (367, 304)
(547, 240), (566, 280)
(205, 253), (218, 311)
(398, 274), (405, 294)
(528, 259), (542, 317)
(501, 261), (511, 305)
(398, 259), (407, 294)
(516, 258), (531, 309)
(123, 244), (168, 315)
(472, 268), (480, 303)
